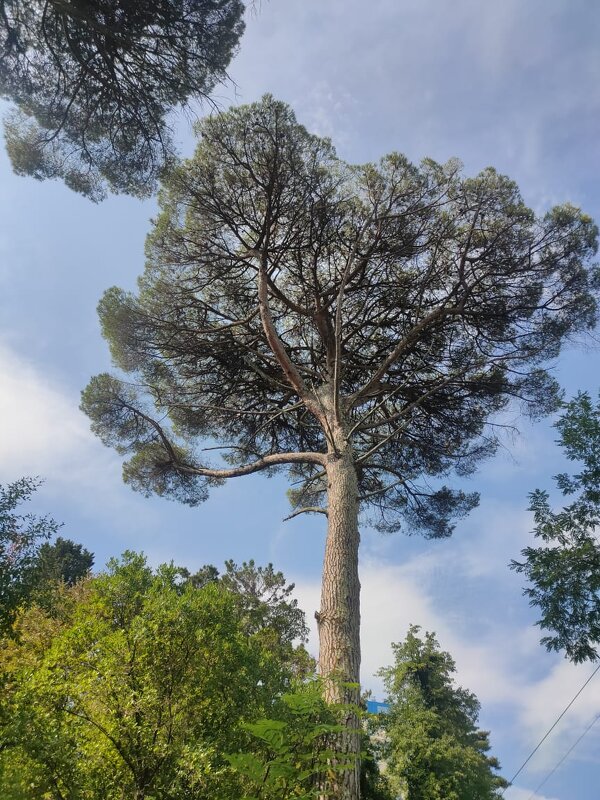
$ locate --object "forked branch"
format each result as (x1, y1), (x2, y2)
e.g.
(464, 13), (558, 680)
(118, 398), (326, 478)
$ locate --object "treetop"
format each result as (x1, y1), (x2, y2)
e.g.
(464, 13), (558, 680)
(82, 95), (600, 537)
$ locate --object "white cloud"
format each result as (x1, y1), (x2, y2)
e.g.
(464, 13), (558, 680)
(505, 787), (559, 800)
(0, 340), (134, 509)
(0, 341), (95, 480)
(229, 0), (600, 219)
(515, 660), (600, 772)
(293, 557), (521, 702)
(0, 340), (203, 564)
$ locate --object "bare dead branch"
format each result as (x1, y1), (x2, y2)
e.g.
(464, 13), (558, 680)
(283, 506), (328, 522)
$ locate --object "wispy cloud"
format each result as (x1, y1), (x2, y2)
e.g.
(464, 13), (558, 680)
(0, 341), (96, 481)
(293, 557), (529, 702)
(231, 0), (600, 220)
(0, 340), (220, 566)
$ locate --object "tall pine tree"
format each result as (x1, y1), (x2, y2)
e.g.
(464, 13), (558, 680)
(81, 96), (599, 798)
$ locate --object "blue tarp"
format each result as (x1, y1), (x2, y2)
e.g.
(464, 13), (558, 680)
(366, 700), (390, 714)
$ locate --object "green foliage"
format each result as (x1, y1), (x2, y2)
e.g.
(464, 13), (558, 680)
(0, 478), (59, 632)
(182, 558), (313, 675)
(81, 373), (211, 505)
(0, 478), (93, 634)
(33, 536), (93, 588)
(360, 743), (394, 800)
(378, 626), (507, 800)
(0, 0), (245, 199)
(227, 684), (353, 800)
(0, 552), (307, 799)
(512, 391), (600, 662)
(221, 559), (308, 643)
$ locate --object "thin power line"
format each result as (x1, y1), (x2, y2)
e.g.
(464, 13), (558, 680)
(501, 662), (600, 793)
(527, 712), (600, 800)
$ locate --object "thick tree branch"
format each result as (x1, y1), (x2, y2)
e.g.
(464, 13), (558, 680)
(180, 450), (326, 479)
(255, 248), (325, 423)
(333, 215), (379, 422)
(117, 397), (326, 476)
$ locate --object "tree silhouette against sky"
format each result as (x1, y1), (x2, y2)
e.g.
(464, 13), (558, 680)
(0, 0), (245, 199)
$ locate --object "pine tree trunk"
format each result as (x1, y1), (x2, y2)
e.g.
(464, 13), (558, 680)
(318, 422), (361, 800)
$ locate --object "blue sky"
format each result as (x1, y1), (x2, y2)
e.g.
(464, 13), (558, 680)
(1, 2), (600, 798)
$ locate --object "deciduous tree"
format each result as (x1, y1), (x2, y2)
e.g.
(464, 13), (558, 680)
(0, 477), (59, 632)
(512, 391), (600, 662)
(378, 626), (507, 800)
(81, 96), (599, 798)
(182, 558), (313, 675)
(228, 684), (352, 800)
(27, 535), (94, 612)
(0, 0), (245, 199)
(0, 552), (295, 799)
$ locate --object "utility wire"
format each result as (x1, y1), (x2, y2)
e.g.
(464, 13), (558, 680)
(501, 662), (600, 793)
(526, 712), (600, 800)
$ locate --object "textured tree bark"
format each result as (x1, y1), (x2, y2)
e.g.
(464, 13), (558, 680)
(318, 421), (361, 800)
